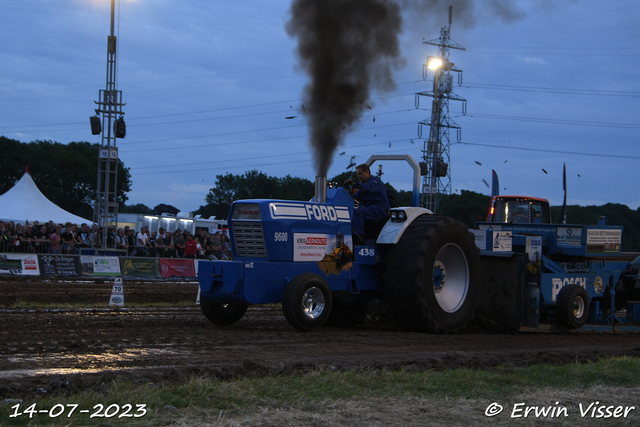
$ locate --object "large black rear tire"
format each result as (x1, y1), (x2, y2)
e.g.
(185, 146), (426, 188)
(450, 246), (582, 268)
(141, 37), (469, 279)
(200, 298), (248, 326)
(283, 273), (333, 331)
(556, 284), (589, 329)
(382, 215), (481, 333)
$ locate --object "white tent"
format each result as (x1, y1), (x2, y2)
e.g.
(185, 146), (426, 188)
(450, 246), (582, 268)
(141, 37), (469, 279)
(0, 170), (91, 225)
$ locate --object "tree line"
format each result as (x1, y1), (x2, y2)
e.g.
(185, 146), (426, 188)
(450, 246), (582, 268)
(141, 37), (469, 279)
(2, 137), (637, 251)
(0, 137), (131, 219)
(195, 171), (640, 252)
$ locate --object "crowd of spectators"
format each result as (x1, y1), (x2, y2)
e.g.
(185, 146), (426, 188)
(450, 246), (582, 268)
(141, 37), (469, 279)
(115, 226), (233, 260)
(0, 219), (233, 260)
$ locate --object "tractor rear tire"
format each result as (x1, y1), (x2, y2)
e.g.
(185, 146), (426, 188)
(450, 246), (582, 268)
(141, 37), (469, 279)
(556, 284), (589, 329)
(200, 299), (248, 326)
(382, 215), (481, 333)
(283, 273), (333, 331)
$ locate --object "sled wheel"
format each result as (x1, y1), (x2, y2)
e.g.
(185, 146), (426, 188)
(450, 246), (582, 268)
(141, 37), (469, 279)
(382, 215), (481, 333)
(283, 273), (332, 331)
(200, 299), (248, 326)
(556, 284), (590, 329)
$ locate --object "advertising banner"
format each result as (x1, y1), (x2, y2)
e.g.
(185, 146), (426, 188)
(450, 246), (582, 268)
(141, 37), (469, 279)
(80, 256), (121, 276)
(294, 233), (331, 262)
(38, 255), (81, 276)
(0, 254), (39, 275)
(121, 257), (158, 277)
(159, 258), (195, 278)
(557, 226), (582, 248)
(586, 229), (622, 254)
(492, 231), (512, 252)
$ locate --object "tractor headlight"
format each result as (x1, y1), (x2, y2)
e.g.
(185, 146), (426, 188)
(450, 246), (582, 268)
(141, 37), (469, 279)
(390, 210), (407, 222)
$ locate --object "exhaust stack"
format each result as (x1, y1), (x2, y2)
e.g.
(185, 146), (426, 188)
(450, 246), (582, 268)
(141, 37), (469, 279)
(314, 176), (327, 203)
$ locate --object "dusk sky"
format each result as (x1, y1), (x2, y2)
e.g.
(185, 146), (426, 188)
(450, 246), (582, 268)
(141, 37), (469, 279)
(2, 0), (639, 216)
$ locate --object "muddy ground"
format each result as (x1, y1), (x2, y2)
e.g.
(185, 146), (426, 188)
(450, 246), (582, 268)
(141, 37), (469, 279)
(2, 276), (640, 399)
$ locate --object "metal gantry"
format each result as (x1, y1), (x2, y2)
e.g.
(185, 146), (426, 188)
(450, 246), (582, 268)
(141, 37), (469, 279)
(92, 0), (125, 250)
(415, 7), (466, 213)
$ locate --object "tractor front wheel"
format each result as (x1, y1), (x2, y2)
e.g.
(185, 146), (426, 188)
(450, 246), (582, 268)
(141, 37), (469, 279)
(200, 299), (248, 326)
(283, 273), (333, 331)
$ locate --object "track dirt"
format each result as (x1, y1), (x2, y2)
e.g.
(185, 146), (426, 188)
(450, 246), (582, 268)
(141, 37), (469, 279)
(2, 276), (640, 399)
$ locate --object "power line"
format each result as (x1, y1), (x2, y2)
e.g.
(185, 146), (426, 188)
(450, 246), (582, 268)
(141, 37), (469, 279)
(465, 112), (640, 129)
(130, 138), (415, 175)
(119, 111), (417, 149)
(121, 119), (416, 153)
(4, 78), (640, 132)
(463, 82), (640, 97)
(129, 136), (638, 177)
(455, 141), (640, 160)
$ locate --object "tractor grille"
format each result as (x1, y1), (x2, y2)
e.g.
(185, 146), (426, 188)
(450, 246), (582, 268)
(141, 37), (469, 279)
(232, 221), (268, 258)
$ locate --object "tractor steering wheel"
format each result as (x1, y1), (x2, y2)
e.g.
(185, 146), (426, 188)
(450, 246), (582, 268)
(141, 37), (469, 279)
(343, 180), (365, 206)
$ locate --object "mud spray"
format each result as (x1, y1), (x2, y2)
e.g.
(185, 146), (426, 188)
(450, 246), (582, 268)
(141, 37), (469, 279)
(286, 0), (528, 177)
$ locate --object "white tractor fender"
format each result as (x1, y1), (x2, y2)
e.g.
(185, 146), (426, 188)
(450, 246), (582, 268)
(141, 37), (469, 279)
(375, 207), (434, 245)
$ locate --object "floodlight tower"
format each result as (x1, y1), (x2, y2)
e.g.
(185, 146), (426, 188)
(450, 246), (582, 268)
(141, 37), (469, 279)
(415, 6), (466, 213)
(90, 0), (126, 250)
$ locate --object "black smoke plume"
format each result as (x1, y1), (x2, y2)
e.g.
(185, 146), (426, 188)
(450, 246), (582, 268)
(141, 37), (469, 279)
(287, 0), (404, 177)
(287, 0), (526, 177)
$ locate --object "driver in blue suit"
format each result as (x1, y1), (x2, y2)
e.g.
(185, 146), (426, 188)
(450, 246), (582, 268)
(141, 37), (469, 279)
(343, 163), (390, 245)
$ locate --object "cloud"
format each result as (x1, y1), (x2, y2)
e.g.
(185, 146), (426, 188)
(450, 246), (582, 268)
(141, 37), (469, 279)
(524, 56), (546, 66)
(167, 183), (212, 194)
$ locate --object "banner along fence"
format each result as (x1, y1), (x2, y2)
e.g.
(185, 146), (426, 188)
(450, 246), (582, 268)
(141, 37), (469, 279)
(0, 253), (200, 279)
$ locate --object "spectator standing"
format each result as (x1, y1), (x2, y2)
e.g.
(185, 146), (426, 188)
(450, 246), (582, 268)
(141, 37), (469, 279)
(20, 226), (36, 253)
(149, 231), (159, 257)
(33, 225), (50, 253)
(174, 232), (185, 258)
(210, 233), (228, 260)
(195, 236), (206, 258)
(15, 224), (25, 252)
(61, 225), (79, 254)
(116, 228), (128, 253)
(78, 224), (93, 248)
(223, 234), (233, 260)
(60, 222), (71, 235)
(31, 225), (42, 252)
(154, 228), (166, 257)
(163, 231), (175, 258)
(183, 233), (198, 258)
(3, 221), (17, 252)
(126, 229), (137, 256)
(107, 228), (116, 248)
(136, 226), (150, 257)
(48, 227), (61, 254)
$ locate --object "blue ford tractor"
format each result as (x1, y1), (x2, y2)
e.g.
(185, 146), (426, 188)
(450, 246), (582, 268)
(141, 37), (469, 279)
(198, 154), (640, 332)
(197, 155), (481, 333)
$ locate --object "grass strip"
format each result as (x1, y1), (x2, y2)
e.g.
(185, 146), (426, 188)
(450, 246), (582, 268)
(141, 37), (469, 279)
(1, 356), (639, 426)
